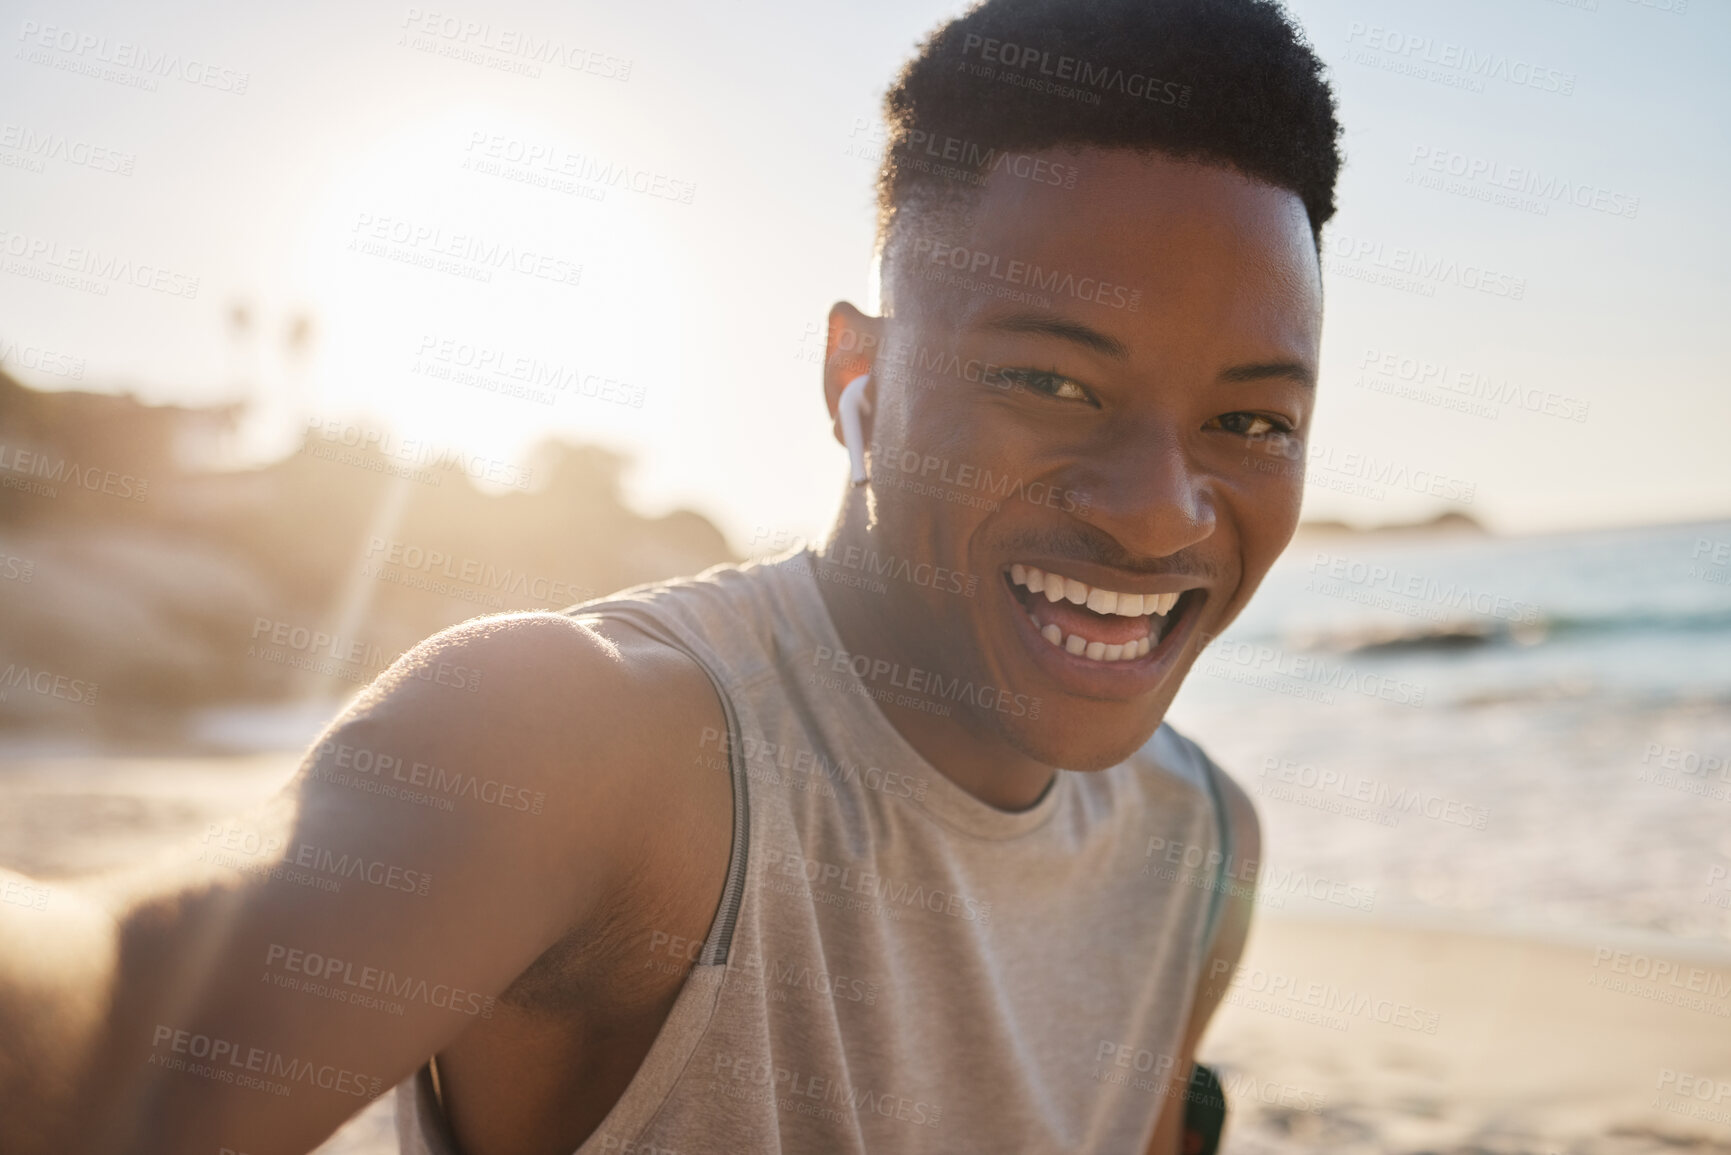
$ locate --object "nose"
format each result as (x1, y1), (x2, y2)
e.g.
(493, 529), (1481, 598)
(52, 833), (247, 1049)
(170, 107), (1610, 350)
(1067, 425), (1217, 560)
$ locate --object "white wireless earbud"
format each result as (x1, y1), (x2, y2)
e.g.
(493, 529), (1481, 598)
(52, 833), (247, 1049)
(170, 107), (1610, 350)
(838, 372), (873, 486)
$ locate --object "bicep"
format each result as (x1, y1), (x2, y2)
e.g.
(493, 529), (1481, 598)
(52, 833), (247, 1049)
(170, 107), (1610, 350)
(82, 614), (657, 1155)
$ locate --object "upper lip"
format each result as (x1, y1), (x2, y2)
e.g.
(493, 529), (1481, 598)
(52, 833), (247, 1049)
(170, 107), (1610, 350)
(1004, 558), (1208, 599)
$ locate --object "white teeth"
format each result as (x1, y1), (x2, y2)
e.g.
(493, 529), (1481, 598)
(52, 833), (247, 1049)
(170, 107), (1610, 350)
(1028, 612), (1152, 662)
(1009, 566), (1187, 620)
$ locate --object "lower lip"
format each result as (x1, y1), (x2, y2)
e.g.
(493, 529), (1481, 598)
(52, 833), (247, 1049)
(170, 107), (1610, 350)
(1003, 576), (1204, 698)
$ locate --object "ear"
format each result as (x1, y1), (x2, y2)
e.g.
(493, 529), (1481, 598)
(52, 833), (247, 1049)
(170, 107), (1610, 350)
(822, 301), (884, 449)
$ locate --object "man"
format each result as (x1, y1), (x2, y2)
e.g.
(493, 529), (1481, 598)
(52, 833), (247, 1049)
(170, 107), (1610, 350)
(0, 0), (1340, 1151)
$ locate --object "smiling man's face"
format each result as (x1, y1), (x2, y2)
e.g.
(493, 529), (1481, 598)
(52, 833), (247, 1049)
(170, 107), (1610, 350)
(830, 147), (1322, 775)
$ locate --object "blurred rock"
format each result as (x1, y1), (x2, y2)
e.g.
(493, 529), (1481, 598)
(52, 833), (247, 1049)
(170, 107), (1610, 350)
(0, 369), (734, 741)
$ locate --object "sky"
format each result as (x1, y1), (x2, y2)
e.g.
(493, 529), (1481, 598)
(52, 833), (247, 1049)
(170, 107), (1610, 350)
(1, 0), (1726, 553)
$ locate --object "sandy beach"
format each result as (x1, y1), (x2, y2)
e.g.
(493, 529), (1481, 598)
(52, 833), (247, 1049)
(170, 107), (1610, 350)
(1203, 914), (1731, 1153)
(4, 748), (1729, 1155)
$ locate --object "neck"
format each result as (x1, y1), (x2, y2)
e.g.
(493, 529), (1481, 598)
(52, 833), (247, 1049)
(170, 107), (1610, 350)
(812, 492), (1057, 813)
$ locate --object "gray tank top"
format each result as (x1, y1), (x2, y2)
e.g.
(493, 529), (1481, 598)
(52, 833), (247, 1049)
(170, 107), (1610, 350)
(396, 550), (1233, 1153)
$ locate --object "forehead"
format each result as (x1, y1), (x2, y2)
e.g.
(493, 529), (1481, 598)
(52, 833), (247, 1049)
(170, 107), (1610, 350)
(900, 148), (1321, 358)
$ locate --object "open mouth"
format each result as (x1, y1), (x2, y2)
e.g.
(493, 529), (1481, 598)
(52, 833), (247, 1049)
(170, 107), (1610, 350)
(1003, 563), (1202, 664)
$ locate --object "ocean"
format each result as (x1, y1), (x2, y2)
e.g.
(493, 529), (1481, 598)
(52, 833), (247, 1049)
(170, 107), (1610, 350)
(1167, 518), (1731, 942)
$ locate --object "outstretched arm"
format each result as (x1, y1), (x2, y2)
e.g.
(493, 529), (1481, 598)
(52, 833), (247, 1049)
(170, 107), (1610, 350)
(0, 612), (690, 1155)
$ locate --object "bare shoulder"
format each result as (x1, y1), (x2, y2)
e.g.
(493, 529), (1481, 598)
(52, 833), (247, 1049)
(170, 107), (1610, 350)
(346, 608), (723, 776)
(329, 609), (734, 920)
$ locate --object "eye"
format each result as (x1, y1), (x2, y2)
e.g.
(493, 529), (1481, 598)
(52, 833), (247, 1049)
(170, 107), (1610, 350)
(1210, 411), (1294, 438)
(997, 368), (1096, 405)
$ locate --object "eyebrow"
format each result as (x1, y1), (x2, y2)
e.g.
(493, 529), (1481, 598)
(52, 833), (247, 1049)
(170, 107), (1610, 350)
(1218, 361), (1317, 389)
(974, 312), (1129, 360)
(975, 311), (1315, 388)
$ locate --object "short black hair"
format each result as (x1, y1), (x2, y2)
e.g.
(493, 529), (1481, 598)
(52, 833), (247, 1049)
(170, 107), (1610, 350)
(877, 0), (1342, 259)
